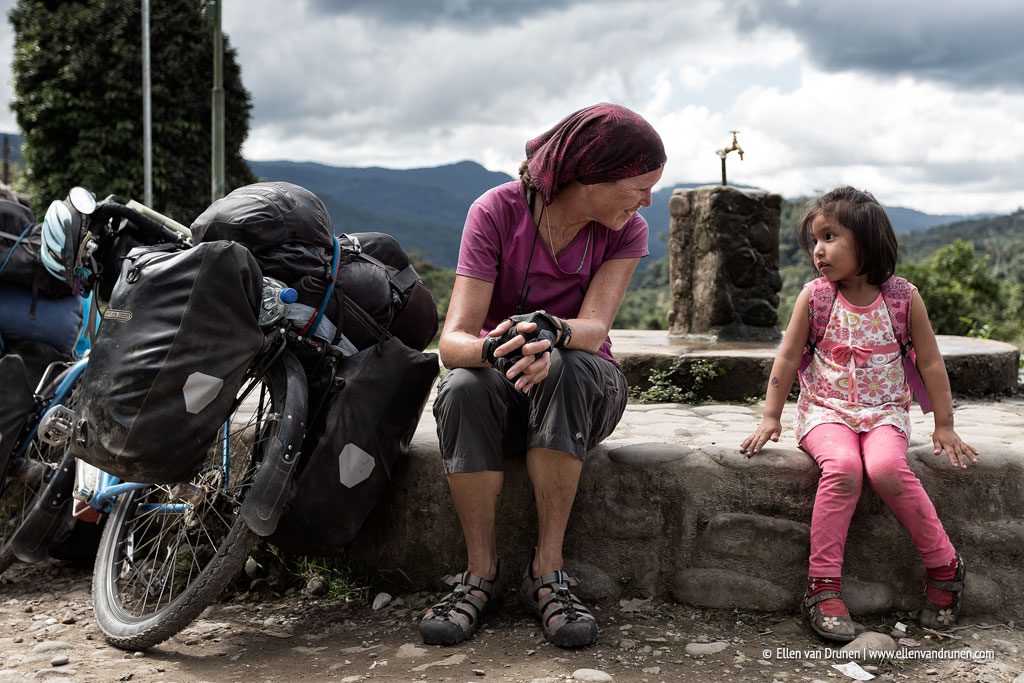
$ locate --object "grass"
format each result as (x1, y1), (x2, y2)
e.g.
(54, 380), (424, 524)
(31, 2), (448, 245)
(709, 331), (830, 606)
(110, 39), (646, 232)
(238, 541), (374, 604)
(630, 359), (725, 404)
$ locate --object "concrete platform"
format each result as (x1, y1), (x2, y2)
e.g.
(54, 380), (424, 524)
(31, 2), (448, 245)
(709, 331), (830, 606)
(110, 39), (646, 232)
(345, 332), (1024, 621)
(613, 330), (1020, 400)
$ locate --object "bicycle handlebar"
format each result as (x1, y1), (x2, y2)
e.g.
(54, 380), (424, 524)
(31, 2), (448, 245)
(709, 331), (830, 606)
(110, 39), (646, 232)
(125, 200), (192, 239)
(94, 202), (190, 248)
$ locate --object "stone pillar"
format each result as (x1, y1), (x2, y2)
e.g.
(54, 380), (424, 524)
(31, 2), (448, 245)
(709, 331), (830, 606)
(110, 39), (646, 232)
(667, 186), (783, 342)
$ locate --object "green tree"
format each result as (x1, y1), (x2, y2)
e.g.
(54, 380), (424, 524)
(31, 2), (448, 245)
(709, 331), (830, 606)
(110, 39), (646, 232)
(408, 252), (455, 345)
(898, 240), (1015, 337)
(10, 0), (255, 222)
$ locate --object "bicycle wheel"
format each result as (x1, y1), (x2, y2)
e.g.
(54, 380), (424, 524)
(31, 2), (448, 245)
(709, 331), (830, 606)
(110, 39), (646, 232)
(92, 351), (305, 650)
(0, 392), (78, 576)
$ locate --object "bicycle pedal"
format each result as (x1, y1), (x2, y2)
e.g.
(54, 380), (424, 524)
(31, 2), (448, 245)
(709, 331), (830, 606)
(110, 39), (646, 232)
(38, 404), (78, 448)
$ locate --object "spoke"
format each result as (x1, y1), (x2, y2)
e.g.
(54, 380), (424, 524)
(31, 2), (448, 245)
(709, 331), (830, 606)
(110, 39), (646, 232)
(106, 374), (274, 620)
(151, 520), (188, 612)
(118, 495), (171, 613)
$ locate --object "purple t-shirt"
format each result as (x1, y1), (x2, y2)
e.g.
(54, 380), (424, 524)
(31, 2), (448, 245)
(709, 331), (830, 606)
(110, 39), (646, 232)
(456, 181), (649, 363)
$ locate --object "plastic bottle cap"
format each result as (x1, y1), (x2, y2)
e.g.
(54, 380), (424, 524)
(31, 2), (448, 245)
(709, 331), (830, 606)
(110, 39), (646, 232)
(279, 288), (299, 304)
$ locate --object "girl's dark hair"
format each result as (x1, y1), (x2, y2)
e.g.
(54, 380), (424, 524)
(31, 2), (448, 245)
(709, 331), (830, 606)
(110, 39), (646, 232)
(797, 186), (898, 285)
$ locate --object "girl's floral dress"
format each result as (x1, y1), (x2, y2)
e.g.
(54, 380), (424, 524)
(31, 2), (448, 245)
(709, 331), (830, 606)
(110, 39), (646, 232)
(795, 289), (912, 443)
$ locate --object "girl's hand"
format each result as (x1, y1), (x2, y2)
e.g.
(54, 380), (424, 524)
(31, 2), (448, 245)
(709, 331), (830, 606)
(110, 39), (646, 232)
(740, 418), (782, 456)
(932, 427), (979, 469)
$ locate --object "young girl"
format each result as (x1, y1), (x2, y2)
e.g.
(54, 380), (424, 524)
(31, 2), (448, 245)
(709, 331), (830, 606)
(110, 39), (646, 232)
(740, 186), (978, 642)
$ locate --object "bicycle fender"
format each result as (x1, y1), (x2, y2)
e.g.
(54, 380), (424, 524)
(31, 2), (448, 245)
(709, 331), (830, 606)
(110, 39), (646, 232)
(12, 451), (76, 563)
(0, 442), (14, 487)
(240, 350), (308, 537)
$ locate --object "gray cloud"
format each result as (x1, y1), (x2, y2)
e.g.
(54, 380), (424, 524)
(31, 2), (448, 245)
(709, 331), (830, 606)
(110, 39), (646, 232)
(226, 0), (710, 144)
(306, 0), (600, 27)
(737, 0), (1024, 91)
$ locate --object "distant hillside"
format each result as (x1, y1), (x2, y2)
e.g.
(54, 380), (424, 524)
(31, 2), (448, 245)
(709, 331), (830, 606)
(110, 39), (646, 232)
(900, 209), (1024, 278)
(0, 133), (24, 165)
(637, 188), (987, 268)
(884, 206), (993, 234)
(249, 159), (511, 268)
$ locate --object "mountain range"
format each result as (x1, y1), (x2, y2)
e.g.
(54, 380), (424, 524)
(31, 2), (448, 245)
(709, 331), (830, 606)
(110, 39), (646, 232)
(0, 135), (997, 269)
(250, 159), (992, 268)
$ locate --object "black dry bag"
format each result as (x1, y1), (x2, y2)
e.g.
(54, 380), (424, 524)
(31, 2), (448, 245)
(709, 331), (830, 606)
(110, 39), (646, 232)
(71, 241), (264, 484)
(0, 354), (34, 465)
(0, 200), (72, 298)
(190, 182), (341, 335)
(339, 232), (438, 351)
(268, 337), (439, 555)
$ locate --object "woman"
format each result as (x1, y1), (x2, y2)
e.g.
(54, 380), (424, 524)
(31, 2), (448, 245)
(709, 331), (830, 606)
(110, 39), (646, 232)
(420, 103), (666, 649)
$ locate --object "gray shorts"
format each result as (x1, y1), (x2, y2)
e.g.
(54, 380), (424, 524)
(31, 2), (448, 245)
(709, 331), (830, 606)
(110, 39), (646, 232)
(433, 349), (628, 473)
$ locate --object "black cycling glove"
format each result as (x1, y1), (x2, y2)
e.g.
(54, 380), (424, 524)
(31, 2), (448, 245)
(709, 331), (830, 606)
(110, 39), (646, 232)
(481, 310), (563, 376)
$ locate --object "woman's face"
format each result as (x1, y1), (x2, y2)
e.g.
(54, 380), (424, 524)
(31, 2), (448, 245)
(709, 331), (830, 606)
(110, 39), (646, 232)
(584, 166), (664, 231)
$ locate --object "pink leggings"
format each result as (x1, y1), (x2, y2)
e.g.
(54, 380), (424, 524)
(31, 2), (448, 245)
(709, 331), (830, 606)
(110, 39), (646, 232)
(801, 423), (956, 576)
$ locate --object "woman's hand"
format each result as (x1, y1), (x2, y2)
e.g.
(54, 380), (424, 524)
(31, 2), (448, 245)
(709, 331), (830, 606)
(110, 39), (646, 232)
(487, 319), (552, 393)
(740, 418), (782, 456)
(932, 427), (979, 469)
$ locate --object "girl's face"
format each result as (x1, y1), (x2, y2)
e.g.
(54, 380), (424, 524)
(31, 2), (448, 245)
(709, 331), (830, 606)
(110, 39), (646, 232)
(809, 213), (861, 283)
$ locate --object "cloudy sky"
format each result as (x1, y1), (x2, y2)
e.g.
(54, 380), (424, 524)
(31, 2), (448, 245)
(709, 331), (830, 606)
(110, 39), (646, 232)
(1, 0), (1022, 214)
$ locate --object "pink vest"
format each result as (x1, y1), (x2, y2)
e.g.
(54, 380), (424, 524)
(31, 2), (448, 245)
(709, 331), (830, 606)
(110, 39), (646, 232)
(799, 276), (933, 414)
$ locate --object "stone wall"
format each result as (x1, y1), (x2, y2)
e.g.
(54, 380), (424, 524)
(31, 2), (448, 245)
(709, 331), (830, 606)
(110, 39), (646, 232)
(668, 186), (783, 341)
(346, 403), (1024, 621)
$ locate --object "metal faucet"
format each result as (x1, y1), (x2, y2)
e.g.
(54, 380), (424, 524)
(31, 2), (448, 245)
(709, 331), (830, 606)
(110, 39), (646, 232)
(715, 130), (744, 185)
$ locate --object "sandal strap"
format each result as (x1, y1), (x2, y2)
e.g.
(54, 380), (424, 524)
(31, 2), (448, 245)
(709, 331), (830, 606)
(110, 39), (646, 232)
(926, 577), (965, 591)
(537, 588), (591, 614)
(443, 568), (499, 595)
(459, 570), (498, 593)
(526, 570), (578, 596)
(926, 554), (966, 592)
(428, 563), (503, 626)
(538, 585), (593, 626)
(804, 590), (843, 607)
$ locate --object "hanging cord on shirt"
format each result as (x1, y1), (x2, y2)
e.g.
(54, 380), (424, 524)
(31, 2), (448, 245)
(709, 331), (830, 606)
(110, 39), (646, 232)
(514, 190), (541, 315)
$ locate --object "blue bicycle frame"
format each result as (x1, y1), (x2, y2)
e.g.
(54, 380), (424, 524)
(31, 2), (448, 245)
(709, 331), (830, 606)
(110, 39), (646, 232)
(16, 356), (231, 518)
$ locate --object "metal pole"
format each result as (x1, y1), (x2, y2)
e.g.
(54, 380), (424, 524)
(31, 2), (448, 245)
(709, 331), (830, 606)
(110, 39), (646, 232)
(721, 157), (727, 186)
(211, 0), (225, 201)
(142, 0), (152, 206)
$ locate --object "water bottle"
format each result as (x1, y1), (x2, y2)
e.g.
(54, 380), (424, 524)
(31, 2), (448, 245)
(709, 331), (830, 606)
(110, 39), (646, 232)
(259, 277), (298, 326)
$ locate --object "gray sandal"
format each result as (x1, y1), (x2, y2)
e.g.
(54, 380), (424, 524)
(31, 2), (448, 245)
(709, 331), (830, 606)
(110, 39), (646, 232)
(420, 563), (503, 646)
(802, 590), (856, 643)
(521, 568), (597, 648)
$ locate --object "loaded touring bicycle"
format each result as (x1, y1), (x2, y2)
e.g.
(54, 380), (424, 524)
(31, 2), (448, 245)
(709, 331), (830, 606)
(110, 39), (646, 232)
(0, 182), (438, 650)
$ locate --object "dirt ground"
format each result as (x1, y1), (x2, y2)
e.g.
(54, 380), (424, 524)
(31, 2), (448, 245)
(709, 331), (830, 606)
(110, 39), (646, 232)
(0, 560), (1022, 683)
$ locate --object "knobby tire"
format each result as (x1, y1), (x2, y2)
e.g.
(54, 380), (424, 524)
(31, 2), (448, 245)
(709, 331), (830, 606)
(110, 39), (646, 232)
(91, 352), (304, 650)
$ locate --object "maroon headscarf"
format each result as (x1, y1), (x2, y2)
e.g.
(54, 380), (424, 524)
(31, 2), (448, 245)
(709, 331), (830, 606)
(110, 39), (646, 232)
(525, 103), (666, 205)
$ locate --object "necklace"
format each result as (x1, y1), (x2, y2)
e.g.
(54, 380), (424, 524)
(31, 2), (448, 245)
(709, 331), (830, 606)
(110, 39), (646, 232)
(544, 207), (591, 275)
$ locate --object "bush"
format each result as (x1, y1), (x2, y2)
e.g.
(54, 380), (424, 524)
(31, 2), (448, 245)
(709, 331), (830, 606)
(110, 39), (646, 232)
(898, 240), (1022, 339)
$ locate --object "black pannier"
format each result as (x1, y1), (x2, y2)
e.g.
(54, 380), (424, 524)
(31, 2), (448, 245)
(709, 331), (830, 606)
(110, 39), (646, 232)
(0, 354), (34, 464)
(71, 241), (264, 484)
(339, 232), (438, 351)
(268, 336), (439, 555)
(2, 339), (69, 391)
(189, 182), (342, 340)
